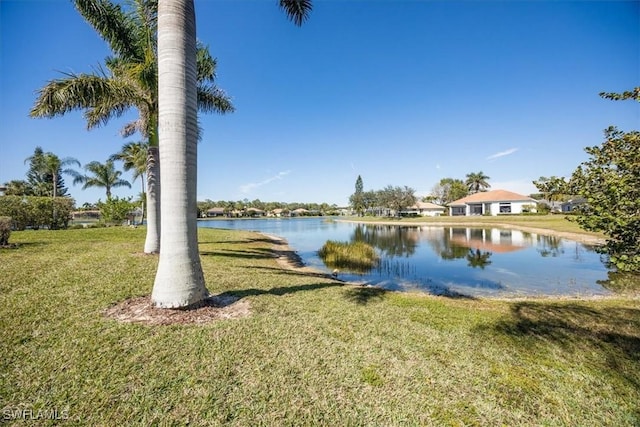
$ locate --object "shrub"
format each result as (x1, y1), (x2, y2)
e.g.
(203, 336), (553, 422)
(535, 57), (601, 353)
(318, 240), (379, 274)
(0, 196), (74, 230)
(96, 196), (135, 225)
(0, 216), (11, 245)
(536, 202), (551, 215)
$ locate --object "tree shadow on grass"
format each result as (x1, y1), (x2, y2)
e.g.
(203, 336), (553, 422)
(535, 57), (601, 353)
(244, 265), (335, 281)
(216, 282), (343, 301)
(343, 286), (388, 305)
(482, 301), (640, 392)
(199, 237), (287, 246)
(200, 248), (276, 260)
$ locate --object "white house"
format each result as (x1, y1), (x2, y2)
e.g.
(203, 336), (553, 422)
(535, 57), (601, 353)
(448, 190), (537, 216)
(401, 201), (446, 217)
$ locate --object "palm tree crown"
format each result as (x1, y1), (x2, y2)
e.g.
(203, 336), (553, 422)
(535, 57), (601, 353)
(75, 159), (131, 198)
(30, 0), (234, 141)
(110, 141), (148, 184)
(465, 171), (491, 194)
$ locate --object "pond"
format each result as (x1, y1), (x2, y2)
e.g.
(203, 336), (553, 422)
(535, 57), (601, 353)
(198, 217), (617, 298)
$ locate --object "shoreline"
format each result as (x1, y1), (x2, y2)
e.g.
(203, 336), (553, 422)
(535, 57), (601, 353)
(336, 218), (607, 246)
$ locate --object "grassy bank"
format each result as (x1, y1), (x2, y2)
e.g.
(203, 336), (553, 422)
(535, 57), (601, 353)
(1, 227), (639, 425)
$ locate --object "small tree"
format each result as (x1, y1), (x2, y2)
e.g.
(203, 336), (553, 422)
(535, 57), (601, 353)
(349, 175), (365, 216)
(97, 196), (135, 225)
(569, 127), (640, 272)
(533, 176), (569, 206)
(0, 216), (11, 246)
(431, 178), (468, 205)
(379, 185), (416, 216)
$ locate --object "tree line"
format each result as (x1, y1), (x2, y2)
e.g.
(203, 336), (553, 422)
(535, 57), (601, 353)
(349, 171), (491, 216)
(3, 146), (135, 199)
(196, 199), (341, 217)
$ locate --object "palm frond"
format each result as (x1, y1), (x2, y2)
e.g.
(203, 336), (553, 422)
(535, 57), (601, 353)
(30, 72), (139, 127)
(196, 43), (217, 83)
(121, 119), (146, 138)
(74, 0), (141, 59)
(197, 85), (235, 115)
(279, 0), (312, 26)
(85, 100), (133, 129)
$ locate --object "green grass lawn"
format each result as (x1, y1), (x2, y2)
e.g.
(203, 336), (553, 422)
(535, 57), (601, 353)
(1, 227), (639, 426)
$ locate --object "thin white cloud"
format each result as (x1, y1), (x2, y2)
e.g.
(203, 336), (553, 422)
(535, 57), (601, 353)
(486, 148), (518, 160)
(239, 170), (291, 194)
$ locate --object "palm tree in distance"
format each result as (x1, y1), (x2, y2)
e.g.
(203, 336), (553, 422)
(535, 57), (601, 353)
(151, 0), (312, 308)
(75, 159), (131, 199)
(30, 0), (234, 254)
(465, 171), (491, 194)
(24, 149), (81, 198)
(110, 141), (148, 221)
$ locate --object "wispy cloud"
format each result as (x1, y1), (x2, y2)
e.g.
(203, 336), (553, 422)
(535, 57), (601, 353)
(239, 170), (291, 194)
(486, 148), (518, 160)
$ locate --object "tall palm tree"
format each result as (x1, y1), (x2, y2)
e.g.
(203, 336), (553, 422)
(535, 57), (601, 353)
(465, 171), (491, 194)
(30, 0), (234, 254)
(75, 159), (131, 198)
(151, 0), (311, 308)
(110, 141), (148, 222)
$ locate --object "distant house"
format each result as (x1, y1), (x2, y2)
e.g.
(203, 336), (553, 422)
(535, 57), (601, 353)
(245, 207), (265, 217)
(206, 207), (226, 217)
(268, 208), (288, 217)
(291, 208), (309, 216)
(448, 190), (537, 216)
(401, 201), (446, 217)
(561, 197), (587, 213)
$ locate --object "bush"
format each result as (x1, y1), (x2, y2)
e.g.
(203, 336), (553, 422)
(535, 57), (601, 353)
(536, 202), (551, 215)
(0, 216), (11, 245)
(0, 196), (74, 230)
(97, 196), (135, 225)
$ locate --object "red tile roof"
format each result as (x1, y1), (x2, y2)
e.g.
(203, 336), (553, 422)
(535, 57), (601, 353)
(448, 189), (536, 206)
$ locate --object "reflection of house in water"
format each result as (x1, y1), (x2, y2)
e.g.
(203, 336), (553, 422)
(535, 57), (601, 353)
(447, 228), (530, 253)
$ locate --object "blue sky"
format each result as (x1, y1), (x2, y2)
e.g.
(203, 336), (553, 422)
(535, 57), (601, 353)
(1, 1), (638, 207)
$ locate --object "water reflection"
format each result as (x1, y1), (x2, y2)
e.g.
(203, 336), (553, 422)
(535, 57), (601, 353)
(319, 224), (614, 296)
(352, 224), (419, 257)
(537, 235), (564, 258)
(466, 249), (493, 269)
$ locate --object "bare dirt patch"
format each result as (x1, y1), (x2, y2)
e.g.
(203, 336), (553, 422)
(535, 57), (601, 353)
(104, 294), (250, 325)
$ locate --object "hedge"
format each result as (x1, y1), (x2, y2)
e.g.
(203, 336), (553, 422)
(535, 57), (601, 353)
(0, 196), (75, 230)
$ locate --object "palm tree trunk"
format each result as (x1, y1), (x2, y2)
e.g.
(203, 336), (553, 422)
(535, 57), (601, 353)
(144, 145), (161, 253)
(152, 0), (208, 308)
(139, 172), (145, 226)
